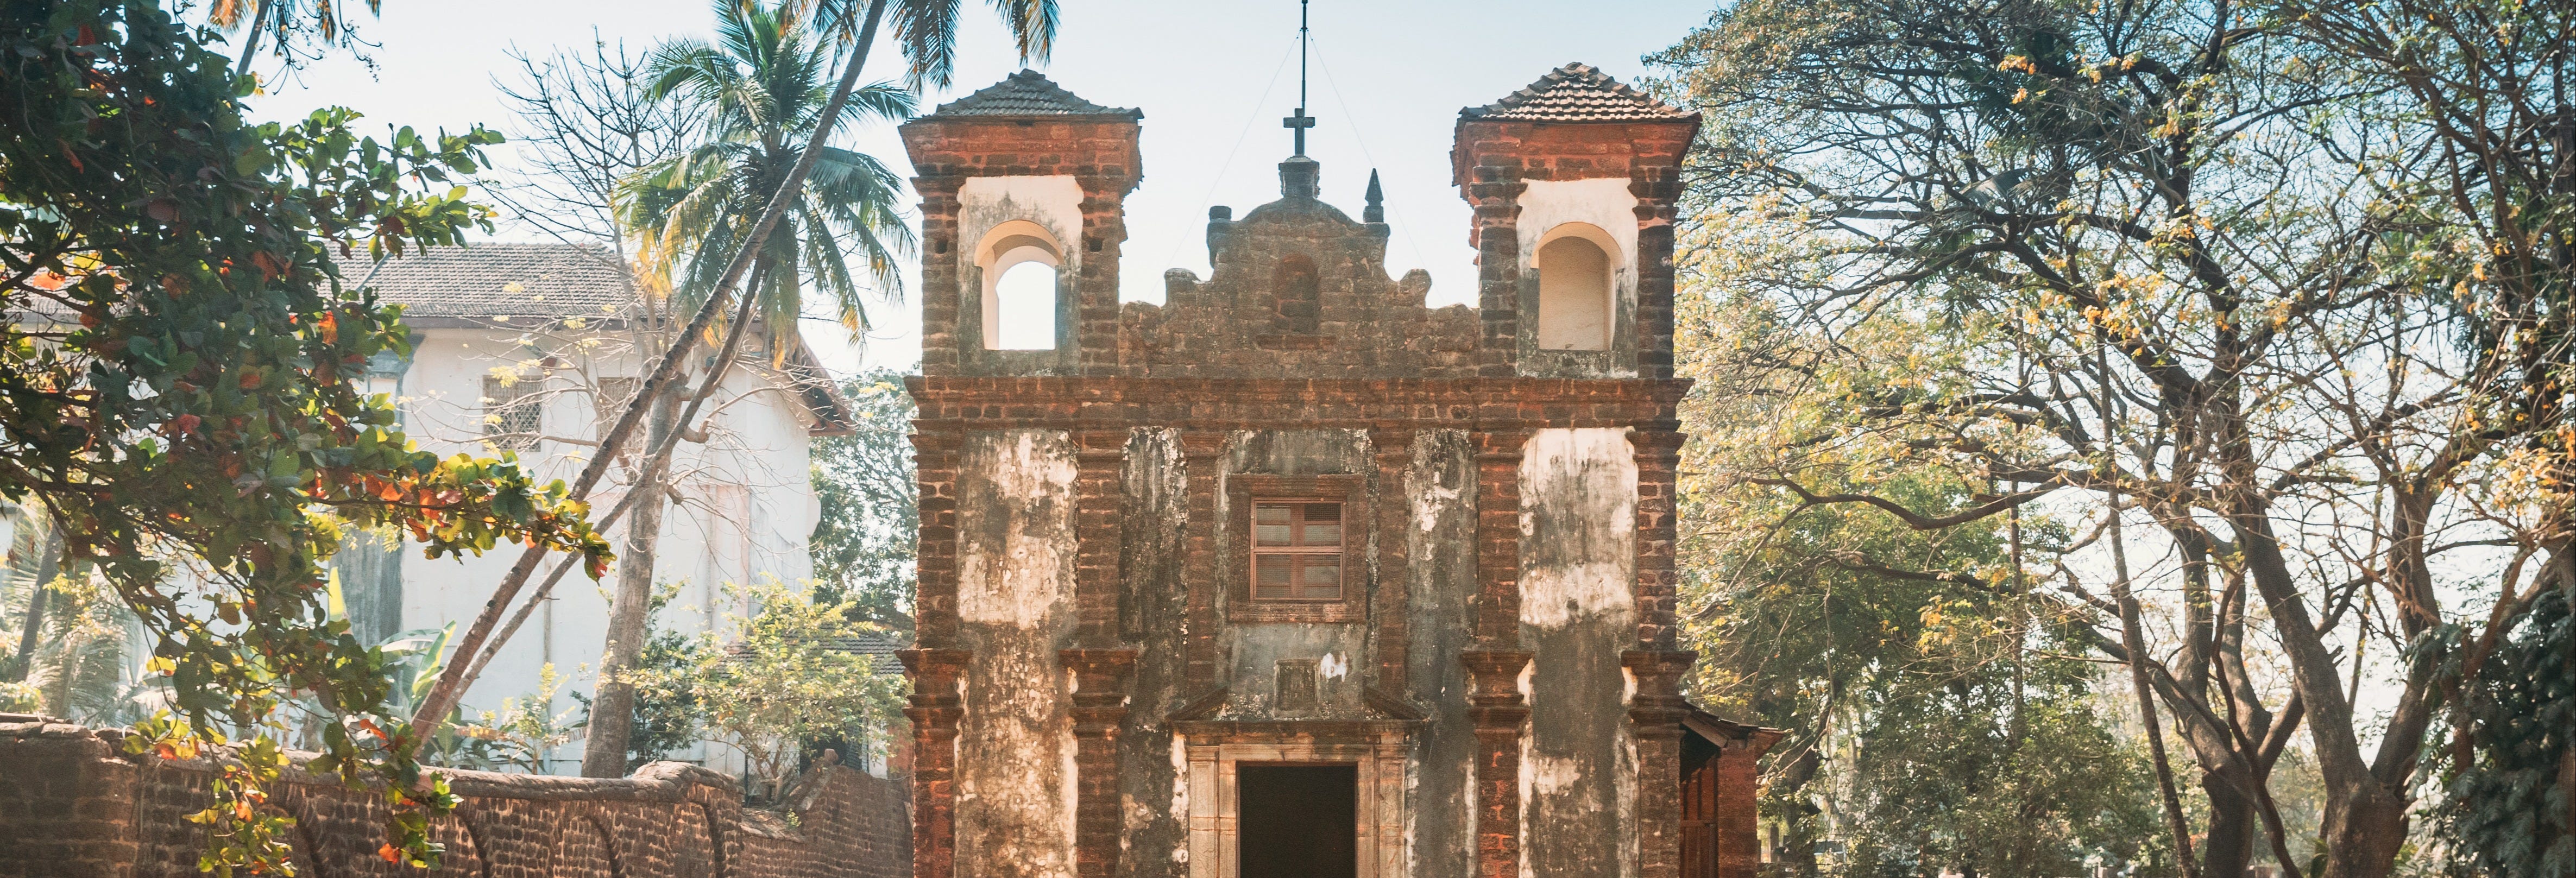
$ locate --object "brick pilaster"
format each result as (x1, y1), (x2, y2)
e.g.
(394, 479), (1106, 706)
(1073, 429), (1128, 643)
(1370, 426), (1416, 690)
(909, 427), (962, 647)
(1463, 169), (1526, 378)
(1632, 428), (1686, 649)
(1626, 649), (1698, 878)
(1074, 182), (1129, 375)
(1463, 649), (1533, 878)
(1629, 172), (1683, 381)
(914, 178), (963, 376)
(1061, 648), (1139, 878)
(1472, 429), (1529, 645)
(900, 648), (971, 878)
(1715, 737), (1770, 878)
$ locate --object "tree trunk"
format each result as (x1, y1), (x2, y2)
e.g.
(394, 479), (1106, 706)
(2229, 503), (2410, 878)
(2200, 768), (2261, 878)
(8, 520), (64, 684)
(231, 0), (272, 77)
(579, 384), (679, 778)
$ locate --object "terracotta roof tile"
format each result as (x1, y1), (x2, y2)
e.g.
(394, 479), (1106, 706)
(922, 69), (1141, 120)
(338, 242), (862, 435)
(338, 242), (638, 320)
(1461, 62), (1696, 123)
(728, 629), (908, 676)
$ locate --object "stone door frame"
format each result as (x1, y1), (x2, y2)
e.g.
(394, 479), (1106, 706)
(1176, 721), (1413, 878)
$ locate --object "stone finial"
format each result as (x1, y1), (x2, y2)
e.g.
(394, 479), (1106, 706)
(1280, 155), (1321, 199)
(1363, 170), (1385, 223)
(1206, 205), (1235, 264)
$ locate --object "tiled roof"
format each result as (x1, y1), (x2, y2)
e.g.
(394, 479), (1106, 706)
(341, 242), (861, 434)
(729, 629), (908, 676)
(1461, 62), (1697, 123)
(338, 242), (638, 319)
(823, 630), (909, 677)
(923, 69), (1141, 120)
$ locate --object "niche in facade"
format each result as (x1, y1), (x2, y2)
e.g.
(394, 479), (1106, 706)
(978, 219), (1062, 350)
(1534, 223), (1615, 351)
(1272, 255), (1321, 336)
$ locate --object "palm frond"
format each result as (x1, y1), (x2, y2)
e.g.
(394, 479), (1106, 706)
(892, 0), (965, 89)
(619, 0), (921, 355)
(986, 0), (1057, 65)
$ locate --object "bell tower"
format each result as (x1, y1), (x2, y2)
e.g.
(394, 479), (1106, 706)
(1453, 62), (1699, 378)
(901, 71), (1143, 376)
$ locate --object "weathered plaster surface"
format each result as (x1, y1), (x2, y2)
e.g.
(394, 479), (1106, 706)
(955, 429), (1081, 878)
(1512, 179), (1639, 274)
(959, 176), (1085, 264)
(1116, 428), (1191, 878)
(1517, 428), (1639, 878)
(1404, 429), (1481, 878)
(1214, 431), (1374, 721)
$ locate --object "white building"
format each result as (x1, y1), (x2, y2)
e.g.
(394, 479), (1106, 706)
(341, 242), (856, 773)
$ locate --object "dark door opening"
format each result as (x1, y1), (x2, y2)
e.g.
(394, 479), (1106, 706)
(1679, 731), (1723, 878)
(1237, 763), (1358, 878)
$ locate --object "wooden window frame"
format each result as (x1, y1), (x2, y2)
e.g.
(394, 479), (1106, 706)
(482, 374), (543, 451)
(1229, 474), (1365, 624)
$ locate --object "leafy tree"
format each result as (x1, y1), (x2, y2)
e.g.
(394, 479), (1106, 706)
(1675, 279), (2163, 878)
(576, 0), (918, 781)
(1840, 687), (2164, 878)
(810, 369), (915, 630)
(569, 582), (714, 768)
(2439, 584), (2575, 878)
(626, 578), (902, 799)
(2, 1), (610, 868)
(1650, 1), (2533, 876)
(2265, 2), (2576, 869)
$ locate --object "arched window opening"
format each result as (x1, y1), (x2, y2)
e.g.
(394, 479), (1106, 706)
(977, 220), (1063, 351)
(991, 262), (1059, 350)
(1535, 228), (1614, 351)
(1273, 255), (1320, 335)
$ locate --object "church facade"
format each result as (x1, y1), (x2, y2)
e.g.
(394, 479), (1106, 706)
(897, 64), (1777, 878)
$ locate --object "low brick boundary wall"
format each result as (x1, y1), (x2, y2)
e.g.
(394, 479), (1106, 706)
(0, 715), (910, 877)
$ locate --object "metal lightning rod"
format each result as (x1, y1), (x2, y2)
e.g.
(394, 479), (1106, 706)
(1283, 0), (1316, 155)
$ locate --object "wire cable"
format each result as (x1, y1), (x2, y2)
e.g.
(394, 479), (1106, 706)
(1311, 35), (1436, 283)
(1155, 35), (1300, 280)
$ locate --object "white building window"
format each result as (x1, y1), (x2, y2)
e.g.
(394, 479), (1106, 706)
(483, 374), (542, 451)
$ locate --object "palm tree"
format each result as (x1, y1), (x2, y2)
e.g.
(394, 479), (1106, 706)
(207, 0), (382, 76)
(411, 0), (1060, 773)
(619, 0), (918, 351)
(579, 0), (934, 780)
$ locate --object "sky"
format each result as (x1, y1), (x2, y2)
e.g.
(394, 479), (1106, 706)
(242, 0), (1721, 373)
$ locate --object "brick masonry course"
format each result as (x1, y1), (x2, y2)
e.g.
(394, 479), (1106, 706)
(0, 715), (909, 878)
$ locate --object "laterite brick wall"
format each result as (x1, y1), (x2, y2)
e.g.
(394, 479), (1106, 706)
(0, 715), (909, 878)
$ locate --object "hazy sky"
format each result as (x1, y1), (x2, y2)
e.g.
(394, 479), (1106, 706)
(245, 1), (1718, 371)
